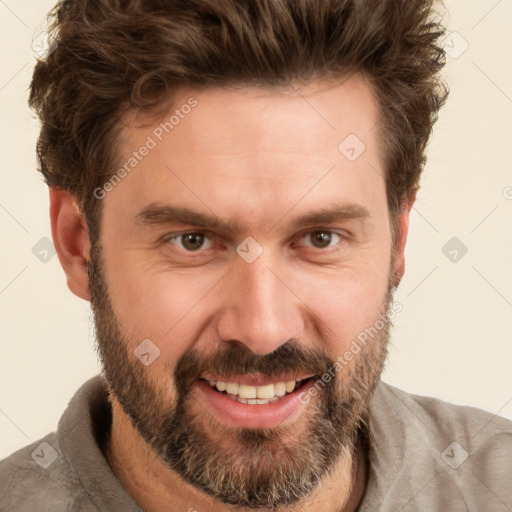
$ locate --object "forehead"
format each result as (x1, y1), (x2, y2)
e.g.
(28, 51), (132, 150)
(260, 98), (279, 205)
(121, 75), (380, 152)
(106, 75), (386, 231)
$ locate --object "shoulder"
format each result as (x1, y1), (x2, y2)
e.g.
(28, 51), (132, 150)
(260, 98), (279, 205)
(0, 433), (94, 512)
(359, 381), (512, 511)
(373, 382), (512, 436)
(374, 380), (512, 453)
(0, 377), (140, 512)
(371, 381), (512, 472)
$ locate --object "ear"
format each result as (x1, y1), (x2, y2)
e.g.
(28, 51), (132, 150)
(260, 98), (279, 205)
(49, 188), (91, 301)
(391, 188), (417, 287)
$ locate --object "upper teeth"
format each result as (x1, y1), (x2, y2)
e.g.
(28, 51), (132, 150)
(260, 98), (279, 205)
(208, 379), (298, 399)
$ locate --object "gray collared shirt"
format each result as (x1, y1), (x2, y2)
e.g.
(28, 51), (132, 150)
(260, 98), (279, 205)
(1, 376), (511, 511)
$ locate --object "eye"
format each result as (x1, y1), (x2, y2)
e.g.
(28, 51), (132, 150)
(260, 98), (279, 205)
(298, 230), (344, 249)
(165, 232), (213, 252)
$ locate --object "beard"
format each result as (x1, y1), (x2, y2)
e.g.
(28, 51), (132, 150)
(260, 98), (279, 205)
(88, 239), (396, 510)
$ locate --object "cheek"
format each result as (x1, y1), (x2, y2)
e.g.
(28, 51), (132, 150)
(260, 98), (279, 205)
(291, 255), (392, 357)
(103, 250), (223, 357)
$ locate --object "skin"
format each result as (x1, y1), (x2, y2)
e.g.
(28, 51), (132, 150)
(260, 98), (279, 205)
(50, 74), (415, 512)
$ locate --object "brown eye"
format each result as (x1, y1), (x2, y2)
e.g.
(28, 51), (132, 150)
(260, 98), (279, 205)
(167, 233), (212, 252)
(298, 231), (343, 249)
(181, 233), (205, 251)
(310, 231), (333, 248)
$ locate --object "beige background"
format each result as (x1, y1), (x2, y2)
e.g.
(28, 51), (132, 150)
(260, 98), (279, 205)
(1, 0), (511, 458)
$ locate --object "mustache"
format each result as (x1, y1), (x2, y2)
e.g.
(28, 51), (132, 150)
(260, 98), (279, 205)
(174, 339), (335, 395)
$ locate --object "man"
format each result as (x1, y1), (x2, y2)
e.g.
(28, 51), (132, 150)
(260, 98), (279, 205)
(1, 0), (511, 511)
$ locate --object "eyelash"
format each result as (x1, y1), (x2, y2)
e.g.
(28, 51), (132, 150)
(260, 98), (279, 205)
(161, 230), (348, 254)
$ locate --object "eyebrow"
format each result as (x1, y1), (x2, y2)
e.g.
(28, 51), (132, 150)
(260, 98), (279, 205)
(133, 203), (370, 235)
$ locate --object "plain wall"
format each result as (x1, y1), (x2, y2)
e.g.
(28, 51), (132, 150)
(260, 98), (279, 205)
(1, 0), (511, 458)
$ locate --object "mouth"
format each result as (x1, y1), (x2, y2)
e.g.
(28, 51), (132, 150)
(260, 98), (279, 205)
(194, 374), (317, 428)
(199, 376), (316, 405)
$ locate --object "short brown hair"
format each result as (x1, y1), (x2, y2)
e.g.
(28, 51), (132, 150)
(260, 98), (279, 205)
(29, 0), (448, 244)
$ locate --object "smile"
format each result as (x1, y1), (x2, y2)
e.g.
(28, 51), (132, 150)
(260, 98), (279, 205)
(204, 379), (316, 405)
(200, 376), (315, 405)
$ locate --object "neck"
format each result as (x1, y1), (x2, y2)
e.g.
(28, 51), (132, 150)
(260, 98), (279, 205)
(105, 398), (368, 512)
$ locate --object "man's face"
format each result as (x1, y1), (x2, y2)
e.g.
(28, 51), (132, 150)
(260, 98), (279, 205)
(89, 76), (399, 508)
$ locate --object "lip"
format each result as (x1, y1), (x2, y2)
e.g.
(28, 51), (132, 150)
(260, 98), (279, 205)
(201, 373), (316, 387)
(193, 377), (316, 429)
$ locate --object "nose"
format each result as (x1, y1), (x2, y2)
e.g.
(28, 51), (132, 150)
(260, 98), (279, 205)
(216, 254), (306, 356)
